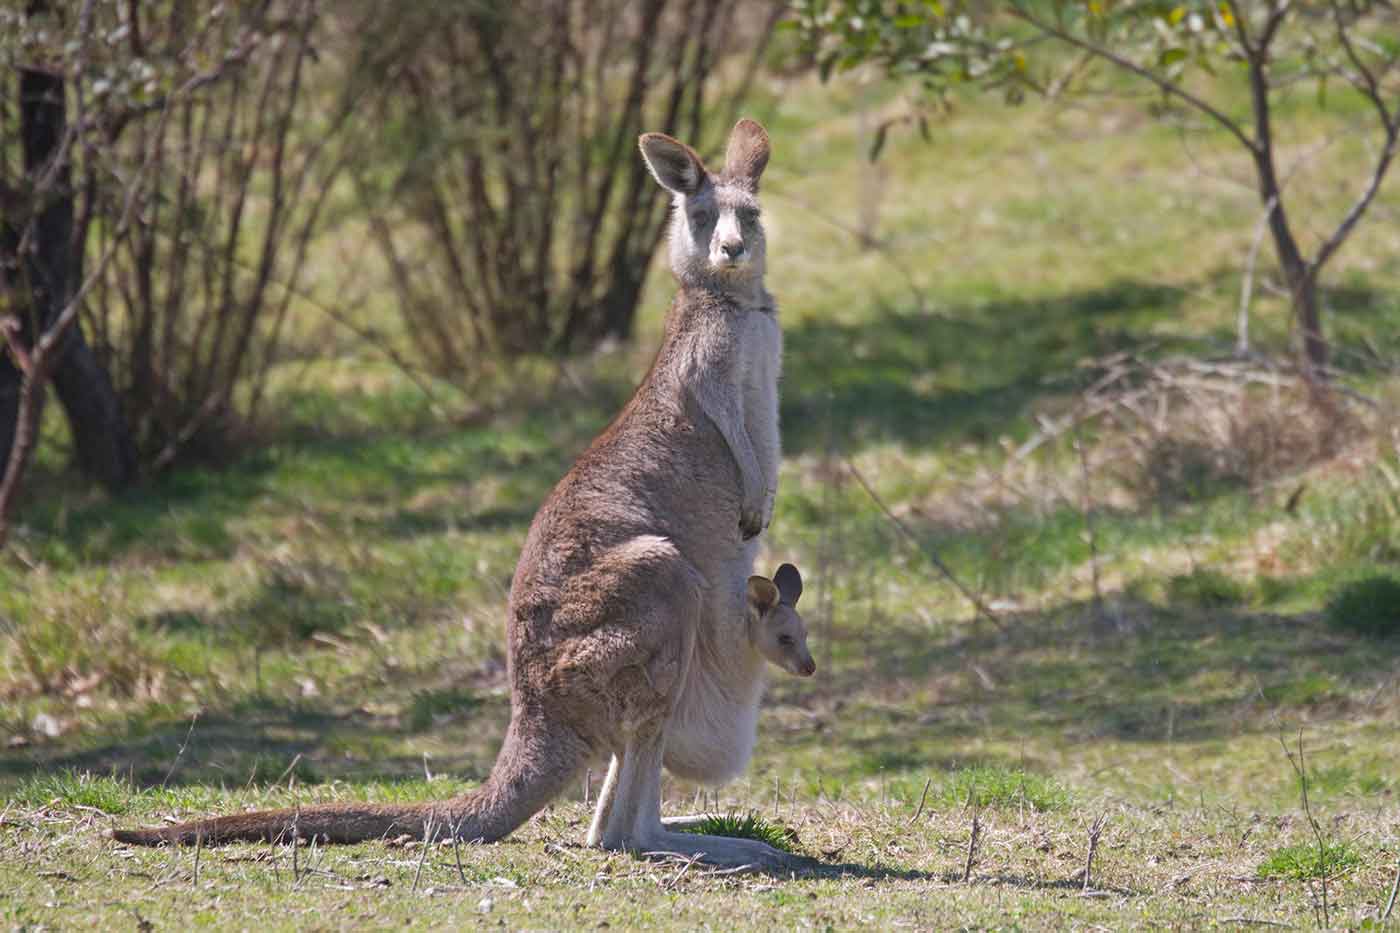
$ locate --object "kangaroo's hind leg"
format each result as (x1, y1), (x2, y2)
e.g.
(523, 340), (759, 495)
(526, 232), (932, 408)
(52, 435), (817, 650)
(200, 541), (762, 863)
(578, 559), (797, 871)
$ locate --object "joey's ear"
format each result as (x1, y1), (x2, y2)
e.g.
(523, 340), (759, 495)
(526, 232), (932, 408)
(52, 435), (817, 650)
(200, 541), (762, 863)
(747, 575), (780, 615)
(773, 563), (802, 606)
(639, 133), (707, 195)
(723, 118), (770, 192)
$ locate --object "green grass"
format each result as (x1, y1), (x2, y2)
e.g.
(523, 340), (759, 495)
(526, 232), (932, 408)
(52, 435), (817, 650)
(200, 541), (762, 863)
(679, 812), (800, 854)
(1326, 574), (1400, 638)
(3, 55), (1400, 929)
(1258, 841), (1364, 882)
(11, 772), (134, 815)
(940, 766), (1071, 812)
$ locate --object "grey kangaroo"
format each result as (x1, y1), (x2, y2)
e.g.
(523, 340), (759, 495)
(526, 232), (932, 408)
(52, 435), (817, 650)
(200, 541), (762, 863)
(113, 119), (797, 870)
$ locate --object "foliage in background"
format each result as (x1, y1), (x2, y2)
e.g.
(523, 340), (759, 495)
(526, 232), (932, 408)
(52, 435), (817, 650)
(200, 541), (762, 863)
(1326, 573), (1400, 637)
(0, 0), (349, 543)
(348, 0), (783, 370)
(82, 0), (357, 465)
(791, 0), (1400, 387)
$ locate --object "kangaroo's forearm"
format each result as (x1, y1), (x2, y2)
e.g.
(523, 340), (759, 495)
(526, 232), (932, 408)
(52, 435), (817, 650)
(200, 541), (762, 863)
(711, 406), (765, 504)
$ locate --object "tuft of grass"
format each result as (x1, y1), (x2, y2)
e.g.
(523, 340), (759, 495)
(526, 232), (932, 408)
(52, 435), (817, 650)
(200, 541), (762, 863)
(940, 766), (1071, 812)
(1166, 569), (1251, 609)
(1257, 841), (1362, 881)
(677, 812), (798, 853)
(1325, 574), (1400, 638)
(11, 772), (135, 815)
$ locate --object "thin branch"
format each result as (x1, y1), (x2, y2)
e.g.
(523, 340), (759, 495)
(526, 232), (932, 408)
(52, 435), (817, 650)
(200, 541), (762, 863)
(1311, 127), (1399, 273)
(1310, 3), (1400, 273)
(845, 458), (1006, 632)
(1008, 3), (1256, 153)
(1237, 195), (1277, 355)
(1330, 0), (1394, 131)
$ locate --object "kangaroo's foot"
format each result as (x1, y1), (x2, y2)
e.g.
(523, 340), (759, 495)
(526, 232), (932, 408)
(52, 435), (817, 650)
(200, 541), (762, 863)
(637, 828), (799, 872)
(660, 813), (720, 830)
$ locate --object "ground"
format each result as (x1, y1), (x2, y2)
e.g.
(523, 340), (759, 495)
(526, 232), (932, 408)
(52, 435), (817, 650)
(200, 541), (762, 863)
(2, 64), (1400, 929)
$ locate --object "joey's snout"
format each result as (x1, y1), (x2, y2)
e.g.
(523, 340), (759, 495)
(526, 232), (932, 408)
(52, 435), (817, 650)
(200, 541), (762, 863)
(719, 238), (745, 261)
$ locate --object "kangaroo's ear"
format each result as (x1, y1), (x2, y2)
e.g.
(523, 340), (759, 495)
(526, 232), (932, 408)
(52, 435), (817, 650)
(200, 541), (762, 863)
(639, 133), (707, 196)
(747, 575), (780, 615)
(774, 563), (803, 606)
(723, 118), (770, 192)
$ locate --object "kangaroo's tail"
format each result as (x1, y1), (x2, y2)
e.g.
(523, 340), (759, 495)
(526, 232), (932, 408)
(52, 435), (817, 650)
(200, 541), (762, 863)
(110, 711), (588, 847)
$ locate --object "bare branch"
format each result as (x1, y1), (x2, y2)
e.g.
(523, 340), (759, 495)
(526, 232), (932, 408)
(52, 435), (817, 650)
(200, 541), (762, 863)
(1008, 3), (1256, 154)
(1330, 0), (1395, 132)
(1312, 124), (1399, 272)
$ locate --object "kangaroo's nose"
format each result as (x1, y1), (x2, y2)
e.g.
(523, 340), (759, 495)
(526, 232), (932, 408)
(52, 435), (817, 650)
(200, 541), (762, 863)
(720, 239), (744, 260)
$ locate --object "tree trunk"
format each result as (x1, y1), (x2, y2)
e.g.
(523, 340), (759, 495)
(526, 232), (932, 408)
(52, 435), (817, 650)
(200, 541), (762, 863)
(1291, 269), (1328, 382)
(6, 64), (138, 493)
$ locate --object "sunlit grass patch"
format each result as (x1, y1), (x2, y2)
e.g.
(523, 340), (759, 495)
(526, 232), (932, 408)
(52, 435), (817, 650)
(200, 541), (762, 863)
(678, 812), (799, 854)
(1257, 841), (1362, 881)
(940, 766), (1071, 812)
(10, 772), (136, 815)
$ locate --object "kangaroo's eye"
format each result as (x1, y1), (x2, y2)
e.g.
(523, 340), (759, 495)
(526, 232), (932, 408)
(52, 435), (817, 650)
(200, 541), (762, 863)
(778, 635), (794, 647)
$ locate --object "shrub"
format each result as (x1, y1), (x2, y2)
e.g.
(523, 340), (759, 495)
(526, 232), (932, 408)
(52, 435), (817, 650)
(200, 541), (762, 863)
(1325, 574), (1400, 638)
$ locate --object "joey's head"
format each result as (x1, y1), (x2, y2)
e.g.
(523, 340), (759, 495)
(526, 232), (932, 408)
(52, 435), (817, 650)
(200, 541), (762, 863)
(638, 118), (771, 298)
(747, 563), (815, 677)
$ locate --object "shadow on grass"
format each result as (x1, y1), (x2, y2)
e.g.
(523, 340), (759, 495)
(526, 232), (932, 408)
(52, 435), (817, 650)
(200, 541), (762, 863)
(11, 405), (606, 570)
(781, 280), (1190, 455)
(0, 694), (512, 792)
(9, 591), (1395, 798)
(761, 593), (1400, 790)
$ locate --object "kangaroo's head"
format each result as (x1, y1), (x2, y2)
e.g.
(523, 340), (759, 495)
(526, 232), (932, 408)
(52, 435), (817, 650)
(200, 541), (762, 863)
(638, 118), (771, 298)
(747, 563), (815, 677)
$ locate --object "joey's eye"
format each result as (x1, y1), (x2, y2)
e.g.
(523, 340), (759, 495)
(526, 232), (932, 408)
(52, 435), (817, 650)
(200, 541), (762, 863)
(778, 635), (794, 647)
(738, 208), (759, 224)
(690, 210), (713, 227)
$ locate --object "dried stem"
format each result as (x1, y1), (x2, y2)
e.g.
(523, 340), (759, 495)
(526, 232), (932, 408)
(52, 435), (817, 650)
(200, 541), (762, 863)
(412, 816), (436, 894)
(1278, 729), (1330, 928)
(961, 793), (982, 884)
(907, 777), (932, 826)
(1083, 814), (1108, 892)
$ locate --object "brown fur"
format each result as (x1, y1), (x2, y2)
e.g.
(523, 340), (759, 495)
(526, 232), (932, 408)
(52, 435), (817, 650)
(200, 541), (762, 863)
(112, 120), (795, 868)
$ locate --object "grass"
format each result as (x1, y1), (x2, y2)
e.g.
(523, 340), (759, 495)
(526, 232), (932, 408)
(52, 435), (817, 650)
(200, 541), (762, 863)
(1326, 574), (1400, 638)
(3, 58), (1400, 928)
(1258, 841), (1364, 882)
(678, 812), (799, 854)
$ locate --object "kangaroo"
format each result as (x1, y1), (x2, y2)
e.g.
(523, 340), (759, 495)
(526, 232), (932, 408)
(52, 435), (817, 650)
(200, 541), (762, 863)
(748, 564), (815, 679)
(112, 118), (794, 870)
